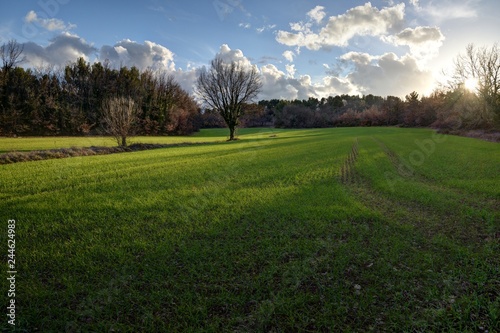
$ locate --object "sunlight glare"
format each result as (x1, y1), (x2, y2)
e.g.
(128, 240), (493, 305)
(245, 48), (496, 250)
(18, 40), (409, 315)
(464, 77), (478, 91)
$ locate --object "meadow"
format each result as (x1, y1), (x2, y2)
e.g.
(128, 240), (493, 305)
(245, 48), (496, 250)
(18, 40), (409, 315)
(1, 127), (499, 332)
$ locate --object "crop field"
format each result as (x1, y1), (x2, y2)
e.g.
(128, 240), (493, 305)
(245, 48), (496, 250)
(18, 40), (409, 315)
(1, 127), (499, 332)
(0, 129), (227, 154)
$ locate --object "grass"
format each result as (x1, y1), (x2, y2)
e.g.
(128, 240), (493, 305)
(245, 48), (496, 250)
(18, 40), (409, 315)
(1, 127), (499, 332)
(0, 128), (270, 154)
(0, 129), (238, 154)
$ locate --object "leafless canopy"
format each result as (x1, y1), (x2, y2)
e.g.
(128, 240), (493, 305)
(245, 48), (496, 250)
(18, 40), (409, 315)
(0, 39), (25, 72)
(196, 56), (262, 140)
(102, 96), (140, 147)
(453, 43), (500, 125)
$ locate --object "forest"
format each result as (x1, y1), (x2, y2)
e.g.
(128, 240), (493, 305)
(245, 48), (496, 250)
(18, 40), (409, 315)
(0, 56), (201, 137)
(1, 42), (499, 138)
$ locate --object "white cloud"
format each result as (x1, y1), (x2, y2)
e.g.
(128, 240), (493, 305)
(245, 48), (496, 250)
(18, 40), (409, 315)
(99, 39), (175, 71)
(413, 0), (480, 23)
(22, 34), (187, 88)
(197, 45), (431, 100)
(290, 22), (306, 32)
(318, 76), (356, 96)
(24, 10), (76, 31)
(341, 51), (374, 65)
(20, 36), (434, 101)
(239, 23), (251, 29)
(285, 64), (296, 78)
(25, 11), (37, 23)
(392, 26), (443, 45)
(170, 68), (199, 94)
(259, 64), (302, 100)
(307, 6), (326, 24)
(276, 3), (405, 50)
(409, 0), (420, 7)
(385, 26), (445, 63)
(282, 50), (295, 62)
(258, 62), (356, 100)
(215, 44), (255, 70)
(22, 32), (96, 67)
(211, 46), (321, 100)
(341, 51), (434, 96)
(256, 24), (276, 34)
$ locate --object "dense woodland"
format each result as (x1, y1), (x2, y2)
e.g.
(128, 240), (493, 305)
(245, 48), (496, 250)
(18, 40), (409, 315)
(1, 45), (499, 137)
(0, 57), (201, 136)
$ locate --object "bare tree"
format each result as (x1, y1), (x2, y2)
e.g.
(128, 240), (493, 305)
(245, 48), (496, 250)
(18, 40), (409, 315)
(102, 96), (140, 147)
(0, 39), (25, 72)
(453, 43), (500, 127)
(196, 56), (262, 140)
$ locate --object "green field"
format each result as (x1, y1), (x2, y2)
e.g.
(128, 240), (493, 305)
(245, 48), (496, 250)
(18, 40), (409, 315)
(0, 128), (233, 154)
(1, 127), (499, 332)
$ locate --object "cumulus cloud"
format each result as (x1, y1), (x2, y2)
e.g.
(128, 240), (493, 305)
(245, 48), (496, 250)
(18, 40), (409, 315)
(202, 45), (310, 100)
(24, 10), (76, 31)
(215, 44), (255, 69)
(20, 32), (199, 92)
(285, 64), (296, 78)
(340, 51), (434, 96)
(258, 63), (356, 100)
(198, 44), (428, 100)
(317, 76), (356, 96)
(170, 68), (199, 94)
(282, 50), (295, 62)
(259, 64), (304, 100)
(276, 3), (405, 50)
(99, 39), (175, 71)
(22, 32), (96, 67)
(392, 26), (444, 45)
(307, 6), (326, 24)
(20, 36), (433, 100)
(385, 26), (445, 63)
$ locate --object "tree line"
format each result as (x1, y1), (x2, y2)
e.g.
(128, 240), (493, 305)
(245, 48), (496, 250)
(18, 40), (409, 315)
(1, 40), (499, 142)
(0, 44), (201, 137)
(202, 44), (500, 132)
(250, 88), (495, 130)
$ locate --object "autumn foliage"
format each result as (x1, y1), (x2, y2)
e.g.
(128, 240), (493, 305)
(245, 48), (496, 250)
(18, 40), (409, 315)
(0, 57), (201, 137)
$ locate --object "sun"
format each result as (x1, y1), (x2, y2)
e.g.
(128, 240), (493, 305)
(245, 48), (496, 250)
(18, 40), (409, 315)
(464, 77), (478, 91)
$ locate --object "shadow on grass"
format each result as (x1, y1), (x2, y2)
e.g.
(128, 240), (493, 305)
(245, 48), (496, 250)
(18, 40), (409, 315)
(0, 128), (335, 165)
(0, 141), (223, 165)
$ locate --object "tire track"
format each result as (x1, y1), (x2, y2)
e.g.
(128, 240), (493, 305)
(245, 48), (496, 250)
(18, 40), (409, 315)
(370, 136), (399, 169)
(340, 138), (359, 185)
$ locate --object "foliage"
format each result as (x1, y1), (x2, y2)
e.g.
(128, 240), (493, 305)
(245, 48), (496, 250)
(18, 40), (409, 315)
(0, 52), (200, 137)
(246, 44), (500, 132)
(2, 40), (499, 137)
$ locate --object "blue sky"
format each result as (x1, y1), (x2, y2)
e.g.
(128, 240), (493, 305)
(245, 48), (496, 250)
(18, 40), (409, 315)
(0, 0), (498, 100)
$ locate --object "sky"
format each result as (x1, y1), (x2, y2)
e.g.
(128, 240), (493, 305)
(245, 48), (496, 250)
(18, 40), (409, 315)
(0, 0), (499, 100)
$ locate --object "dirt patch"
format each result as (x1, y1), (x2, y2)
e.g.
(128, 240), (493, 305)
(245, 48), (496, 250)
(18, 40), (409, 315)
(0, 142), (208, 165)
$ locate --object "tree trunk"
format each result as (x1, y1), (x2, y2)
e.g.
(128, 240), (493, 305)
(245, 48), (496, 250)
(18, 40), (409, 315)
(228, 125), (235, 141)
(121, 136), (127, 147)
